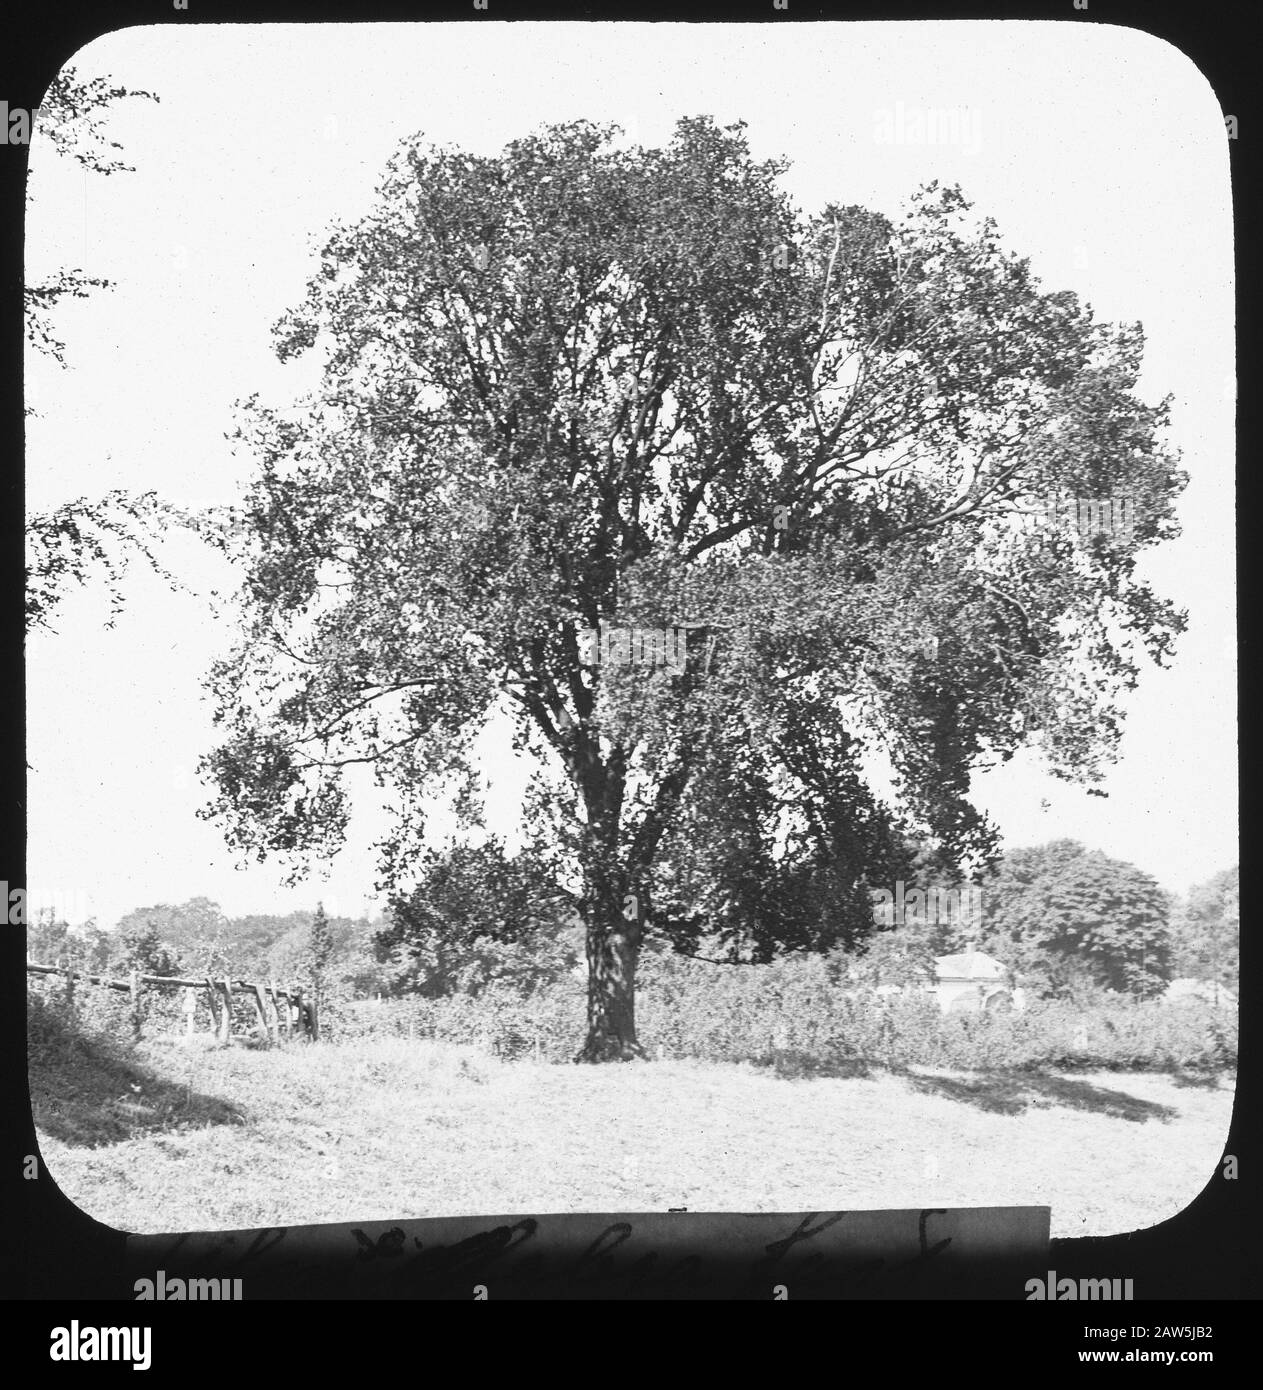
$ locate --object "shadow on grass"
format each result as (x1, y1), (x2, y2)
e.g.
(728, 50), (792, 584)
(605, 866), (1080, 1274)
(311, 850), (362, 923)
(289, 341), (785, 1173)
(904, 1069), (1179, 1121)
(29, 1016), (248, 1149)
(1169, 1068), (1232, 1091)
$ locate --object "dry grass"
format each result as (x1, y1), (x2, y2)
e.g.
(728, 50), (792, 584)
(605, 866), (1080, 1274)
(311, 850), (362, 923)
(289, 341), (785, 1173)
(30, 1031), (1234, 1240)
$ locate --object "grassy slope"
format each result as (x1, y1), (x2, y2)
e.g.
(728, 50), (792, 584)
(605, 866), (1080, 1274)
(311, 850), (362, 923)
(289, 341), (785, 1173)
(30, 1031), (1234, 1241)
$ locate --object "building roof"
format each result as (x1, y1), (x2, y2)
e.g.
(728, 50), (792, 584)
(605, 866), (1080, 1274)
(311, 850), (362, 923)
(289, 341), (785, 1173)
(933, 949), (1009, 981)
(1164, 977), (1236, 1005)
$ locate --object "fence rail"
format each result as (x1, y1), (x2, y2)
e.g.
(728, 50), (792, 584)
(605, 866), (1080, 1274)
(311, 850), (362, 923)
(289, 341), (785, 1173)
(26, 960), (318, 1043)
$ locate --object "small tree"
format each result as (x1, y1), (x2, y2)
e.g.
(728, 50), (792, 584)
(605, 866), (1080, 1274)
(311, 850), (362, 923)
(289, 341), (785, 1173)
(116, 897), (229, 976)
(116, 922), (182, 978)
(27, 907), (75, 966)
(374, 842), (577, 998)
(307, 901), (335, 1035)
(843, 928), (938, 990)
(1170, 865), (1239, 988)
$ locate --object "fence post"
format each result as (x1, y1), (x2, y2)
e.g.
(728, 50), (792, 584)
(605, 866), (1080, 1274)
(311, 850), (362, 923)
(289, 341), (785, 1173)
(181, 986), (197, 1041)
(129, 970), (143, 1041)
(219, 978), (233, 1044)
(204, 977), (218, 1039)
(250, 983), (270, 1043)
(293, 986), (314, 1041)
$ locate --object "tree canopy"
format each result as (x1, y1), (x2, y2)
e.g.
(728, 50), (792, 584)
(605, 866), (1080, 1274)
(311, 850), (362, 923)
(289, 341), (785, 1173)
(201, 117), (1187, 1058)
(372, 840), (579, 998)
(1169, 864), (1238, 988)
(977, 839), (1172, 997)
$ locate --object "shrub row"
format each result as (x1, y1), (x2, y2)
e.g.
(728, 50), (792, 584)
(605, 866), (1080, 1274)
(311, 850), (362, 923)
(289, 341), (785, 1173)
(327, 979), (587, 1061)
(29, 950), (1235, 1073)
(324, 949), (1236, 1072)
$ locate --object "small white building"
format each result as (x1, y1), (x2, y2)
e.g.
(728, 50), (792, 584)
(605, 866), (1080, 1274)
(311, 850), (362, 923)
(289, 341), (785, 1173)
(932, 949), (1019, 1014)
(1164, 977), (1236, 1008)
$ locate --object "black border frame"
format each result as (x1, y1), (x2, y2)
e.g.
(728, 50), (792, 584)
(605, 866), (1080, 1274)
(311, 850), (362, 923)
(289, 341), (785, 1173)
(3, 0), (1256, 1344)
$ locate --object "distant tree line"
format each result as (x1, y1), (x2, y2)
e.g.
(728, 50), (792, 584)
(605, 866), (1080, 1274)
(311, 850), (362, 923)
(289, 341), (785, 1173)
(25, 840), (1236, 1010)
(25, 896), (387, 1002)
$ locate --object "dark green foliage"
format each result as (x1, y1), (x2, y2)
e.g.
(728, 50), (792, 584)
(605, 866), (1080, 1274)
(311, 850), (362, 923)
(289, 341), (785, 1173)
(26, 911), (112, 972)
(115, 898), (230, 976)
(25, 490), (184, 634)
(845, 928), (940, 988)
(977, 840), (1173, 998)
(307, 901), (335, 1031)
(309, 902), (335, 977)
(373, 842), (580, 997)
(329, 952), (1235, 1074)
(182, 119), (1181, 1055)
(117, 923), (182, 978)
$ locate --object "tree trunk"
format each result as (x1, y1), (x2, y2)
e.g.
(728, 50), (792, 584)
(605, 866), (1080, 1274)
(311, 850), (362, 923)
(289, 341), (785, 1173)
(576, 887), (646, 1063)
(573, 758), (648, 1061)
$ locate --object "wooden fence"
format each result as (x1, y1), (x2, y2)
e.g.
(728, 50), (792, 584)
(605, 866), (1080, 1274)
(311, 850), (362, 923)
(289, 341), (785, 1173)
(25, 960), (318, 1043)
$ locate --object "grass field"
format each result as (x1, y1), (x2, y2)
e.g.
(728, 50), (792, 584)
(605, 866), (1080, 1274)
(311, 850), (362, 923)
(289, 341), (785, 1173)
(30, 1030), (1234, 1240)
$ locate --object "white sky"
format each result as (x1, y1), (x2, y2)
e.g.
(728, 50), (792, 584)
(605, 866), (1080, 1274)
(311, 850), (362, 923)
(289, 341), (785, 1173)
(24, 22), (1236, 930)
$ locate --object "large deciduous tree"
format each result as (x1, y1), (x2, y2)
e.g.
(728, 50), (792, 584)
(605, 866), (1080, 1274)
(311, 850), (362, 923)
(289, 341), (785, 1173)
(977, 839), (1173, 997)
(201, 118), (1186, 1060)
